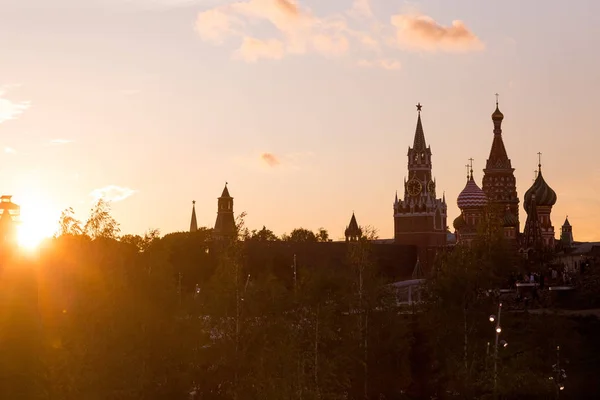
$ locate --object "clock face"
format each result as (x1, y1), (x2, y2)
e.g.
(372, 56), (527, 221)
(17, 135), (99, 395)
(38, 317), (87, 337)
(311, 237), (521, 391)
(407, 179), (422, 196)
(427, 180), (435, 195)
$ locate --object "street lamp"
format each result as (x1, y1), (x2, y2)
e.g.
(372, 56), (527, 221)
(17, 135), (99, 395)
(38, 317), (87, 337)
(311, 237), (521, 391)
(489, 302), (507, 399)
(549, 345), (566, 398)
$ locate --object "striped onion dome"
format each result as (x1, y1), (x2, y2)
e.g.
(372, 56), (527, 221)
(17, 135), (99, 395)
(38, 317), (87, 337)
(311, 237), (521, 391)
(453, 214), (466, 230)
(457, 176), (488, 210)
(524, 169), (556, 213)
(503, 209), (519, 227)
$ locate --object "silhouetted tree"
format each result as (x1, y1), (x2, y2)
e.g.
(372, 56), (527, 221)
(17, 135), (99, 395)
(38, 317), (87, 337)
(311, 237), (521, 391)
(284, 228), (317, 242)
(83, 199), (120, 239)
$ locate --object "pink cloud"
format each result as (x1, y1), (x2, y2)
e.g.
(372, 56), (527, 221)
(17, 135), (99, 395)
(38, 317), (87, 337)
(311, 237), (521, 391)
(234, 37), (285, 62)
(261, 152), (280, 167)
(391, 13), (484, 52)
(357, 58), (401, 70)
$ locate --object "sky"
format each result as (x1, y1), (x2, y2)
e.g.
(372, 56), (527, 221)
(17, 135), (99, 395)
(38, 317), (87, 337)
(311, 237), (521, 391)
(0, 0), (599, 241)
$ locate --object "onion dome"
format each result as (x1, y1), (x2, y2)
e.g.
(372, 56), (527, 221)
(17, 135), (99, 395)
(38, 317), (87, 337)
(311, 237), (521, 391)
(502, 208), (518, 227)
(457, 176), (488, 210)
(492, 104), (504, 122)
(453, 214), (466, 230)
(524, 169), (556, 213)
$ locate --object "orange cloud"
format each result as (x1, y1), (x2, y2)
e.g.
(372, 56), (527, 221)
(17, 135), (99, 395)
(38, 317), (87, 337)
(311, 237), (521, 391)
(261, 152), (280, 167)
(234, 37), (285, 62)
(358, 58), (401, 70)
(391, 14), (484, 52)
(196, 0), (351, 61)
(195, 2), (483, 62)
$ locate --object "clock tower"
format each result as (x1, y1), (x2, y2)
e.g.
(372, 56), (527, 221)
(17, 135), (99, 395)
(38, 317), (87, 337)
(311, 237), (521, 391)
(394, 104), (447, 265)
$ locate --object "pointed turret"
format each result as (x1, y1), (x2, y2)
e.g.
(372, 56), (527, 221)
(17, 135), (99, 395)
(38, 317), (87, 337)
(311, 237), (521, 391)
(412, 256), (424, 279)
(412, 103), (427, 152)
(213, 182), (236, 240)
(190, 200), (198, 232)
(345, 212), (362, 242)
(560, 216), (574, 247)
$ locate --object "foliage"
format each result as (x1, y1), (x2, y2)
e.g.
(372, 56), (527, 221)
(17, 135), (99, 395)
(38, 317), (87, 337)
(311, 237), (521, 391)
(2, 206), (597, 399)
(82, 199), (121, 239)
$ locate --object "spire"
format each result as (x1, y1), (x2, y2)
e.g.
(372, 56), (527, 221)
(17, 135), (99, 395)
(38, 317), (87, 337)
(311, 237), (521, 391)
(190, 200), (198, 232)
(394, 190), (398, 203)
(345, 212), (362, 242)
(412, 256), (424, 279)
(563, 216), (571, 227)
(469, 158), (474, 180)
(412, 103), (427, 152)
(220, 182), (231, 198)
(486, 95), (511, 170)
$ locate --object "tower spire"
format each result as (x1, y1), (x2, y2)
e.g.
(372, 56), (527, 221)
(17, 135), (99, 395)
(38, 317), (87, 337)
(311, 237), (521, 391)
(190, 200), (198, 232)
(537, 152), (542, 172)
(469, 158), (474, 180)
(412, 103), (427, 151)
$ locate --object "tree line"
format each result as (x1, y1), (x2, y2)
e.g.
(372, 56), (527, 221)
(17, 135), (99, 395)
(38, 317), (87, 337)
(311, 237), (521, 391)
(0, 200), (598, 399)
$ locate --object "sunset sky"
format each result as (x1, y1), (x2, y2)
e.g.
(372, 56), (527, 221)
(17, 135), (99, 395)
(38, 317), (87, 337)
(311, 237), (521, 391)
(0, 0), (598, 241)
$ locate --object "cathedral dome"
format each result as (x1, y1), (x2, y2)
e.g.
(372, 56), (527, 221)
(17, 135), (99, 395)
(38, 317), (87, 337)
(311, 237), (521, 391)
(502, 209), (519, 227)
(457, 177), (488, 210)
(492, 105), (504, 122)
(453, 214), (466, 230)
(524, 170), (556, 213)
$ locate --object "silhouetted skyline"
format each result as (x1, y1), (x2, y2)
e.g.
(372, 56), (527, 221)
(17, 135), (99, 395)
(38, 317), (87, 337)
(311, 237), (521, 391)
(0, 0), (598, 241)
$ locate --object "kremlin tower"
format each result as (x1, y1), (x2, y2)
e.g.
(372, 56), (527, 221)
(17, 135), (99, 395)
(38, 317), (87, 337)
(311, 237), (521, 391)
(482, 96), (520, 231)
(394, 103), (447, 266)
(453, 160), (488, 245)
(345, 212), (362, 242)
(213, 183), (237, 240)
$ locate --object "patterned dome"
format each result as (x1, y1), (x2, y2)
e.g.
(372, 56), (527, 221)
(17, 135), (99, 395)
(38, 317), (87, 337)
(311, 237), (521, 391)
(502, 209), (519, 227)
(524, 170), (556, 213)
(453, 214), (466, 230)
(457, 177), (488, 209)
(492, 105), (504, 122)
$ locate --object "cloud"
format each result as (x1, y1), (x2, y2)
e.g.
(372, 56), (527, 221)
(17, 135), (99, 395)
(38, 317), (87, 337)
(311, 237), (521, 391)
(349, 0), (373, 19)
(391, 13), (484, 52)
(358, 58), (401, 70)
(4, 147), (16, 154)
(0, 89), (30, 124)
(234, 37), (285, 62)
(51, 139), (73, 145)
(260, 152), (280, 167)
(196, 0), (353, 61)
(195, 1), (483, 62)
(90, 185), (137, 202)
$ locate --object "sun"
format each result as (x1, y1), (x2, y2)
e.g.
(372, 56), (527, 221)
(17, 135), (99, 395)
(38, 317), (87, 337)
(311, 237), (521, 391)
(15, 197), (61, 251)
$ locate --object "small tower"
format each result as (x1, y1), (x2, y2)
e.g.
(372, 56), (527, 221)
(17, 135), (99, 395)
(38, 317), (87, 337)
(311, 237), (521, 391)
(345, 212), (362, 242)
(560, 216), (573, 247)
(190, 200), (198, 233)
(213, 183), (236, 240)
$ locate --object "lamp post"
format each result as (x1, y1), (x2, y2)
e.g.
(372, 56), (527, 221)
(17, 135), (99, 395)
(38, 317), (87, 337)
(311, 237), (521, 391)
(549, 345), (566, 398)
(489, 302), (507, 399)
